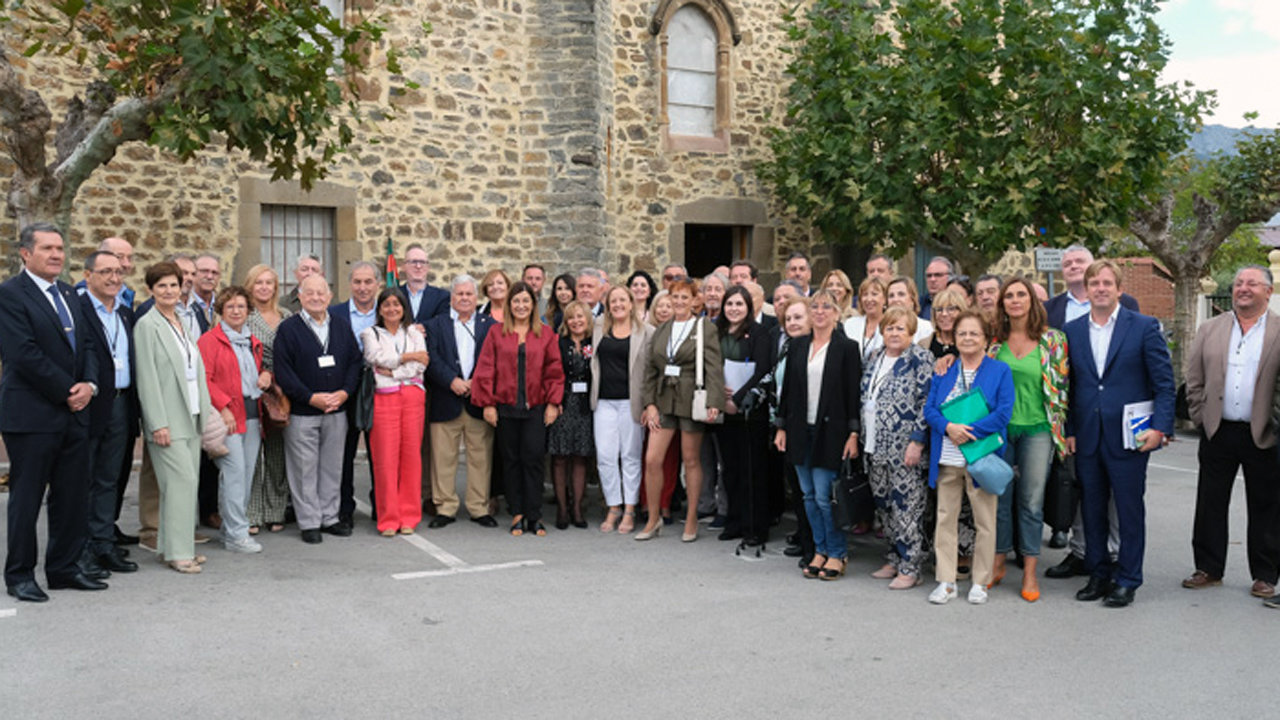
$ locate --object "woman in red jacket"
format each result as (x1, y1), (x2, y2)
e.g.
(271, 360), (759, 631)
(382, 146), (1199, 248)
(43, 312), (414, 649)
(198, 286), (272, 554)
(472, 281), (566, 536)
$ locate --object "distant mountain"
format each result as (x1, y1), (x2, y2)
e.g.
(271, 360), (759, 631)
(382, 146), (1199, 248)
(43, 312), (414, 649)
(1188, 124), (1268, 159)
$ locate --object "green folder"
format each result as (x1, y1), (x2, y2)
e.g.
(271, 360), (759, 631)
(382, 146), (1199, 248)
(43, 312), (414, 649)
(939, 389), (1004, 463)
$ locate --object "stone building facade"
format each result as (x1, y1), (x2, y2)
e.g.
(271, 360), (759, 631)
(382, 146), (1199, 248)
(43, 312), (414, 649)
(2, 0), (819, 297)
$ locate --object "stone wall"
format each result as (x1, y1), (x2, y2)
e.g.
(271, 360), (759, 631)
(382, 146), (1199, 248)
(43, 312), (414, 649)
(1, 0), (817, 295)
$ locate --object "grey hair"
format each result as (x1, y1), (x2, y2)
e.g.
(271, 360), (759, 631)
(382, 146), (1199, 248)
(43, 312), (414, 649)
(1063, 244), (1093, 260)
(702, 271), (729, 289)
(84, 250), (116, 272)
(166, 252), (194, 263)
(296, 253), (322, 268)
(19, 222), (61, 251)
(577, 267), (605, 283)
(349, 260), (379, 280)
(927, 256), (955, 273)
(1236, 264), (1274, 286)
(662, 263), (686, 274)
(195, 252), (220, 264)
(451, 273), (478, 294)
(778, 279), (805, 293)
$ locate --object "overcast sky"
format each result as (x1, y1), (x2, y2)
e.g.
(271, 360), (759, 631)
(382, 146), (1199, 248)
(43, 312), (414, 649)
(1161, 0), (1280, 128)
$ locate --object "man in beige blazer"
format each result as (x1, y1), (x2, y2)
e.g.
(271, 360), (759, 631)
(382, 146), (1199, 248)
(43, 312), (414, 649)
(1184, 264), (1280, 600)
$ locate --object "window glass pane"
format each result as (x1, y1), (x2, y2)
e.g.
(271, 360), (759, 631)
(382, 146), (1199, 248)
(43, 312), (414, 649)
(261, 204), (336, 294)
(667, 5), (717, 137)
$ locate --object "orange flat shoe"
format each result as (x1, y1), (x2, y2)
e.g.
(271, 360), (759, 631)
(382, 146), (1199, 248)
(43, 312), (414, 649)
(1021, 588), (1040, 603)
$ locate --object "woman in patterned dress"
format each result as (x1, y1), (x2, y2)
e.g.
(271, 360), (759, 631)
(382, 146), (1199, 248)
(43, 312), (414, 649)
(547, 301), (595, 529)
(862, 306), (935, 589)
(243, 264), (292, 533)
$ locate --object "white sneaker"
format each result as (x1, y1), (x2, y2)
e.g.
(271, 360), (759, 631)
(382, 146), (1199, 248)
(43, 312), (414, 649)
(224, 537), (263, 554)
(928, 582), (957, 604)
(968, 582), (988, 604)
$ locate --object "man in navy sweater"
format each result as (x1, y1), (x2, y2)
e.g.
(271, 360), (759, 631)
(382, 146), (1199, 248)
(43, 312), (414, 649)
(274, 275), (362, 544)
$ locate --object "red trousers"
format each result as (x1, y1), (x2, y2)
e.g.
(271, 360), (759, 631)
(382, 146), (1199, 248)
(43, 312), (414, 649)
(370, 386), (425, 532)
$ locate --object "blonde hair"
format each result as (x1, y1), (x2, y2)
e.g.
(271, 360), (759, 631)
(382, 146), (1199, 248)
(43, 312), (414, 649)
(886, 276), (921, 314)
(821, 269), (855, 319)
(481, 268), (512, 300)
(602, 285), (642, 335)
(647, 289), (673, 326)
(242, 264), (280, 311)
(559, 300), (592, 338)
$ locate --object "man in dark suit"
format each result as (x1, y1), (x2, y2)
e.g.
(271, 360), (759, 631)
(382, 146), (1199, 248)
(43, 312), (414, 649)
(1064, 259), (1175, 608)
(78, 251), (140, 574)
(1044, 244), (1139, 573)
(424, 274), (498, 528)
(333, 261), (381, 530)
(1183, 265), (1280, 601)
(0, 223), (105, 601)
(399, 243), (451, 515)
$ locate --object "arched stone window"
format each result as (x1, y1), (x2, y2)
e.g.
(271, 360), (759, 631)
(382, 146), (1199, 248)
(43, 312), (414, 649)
(651, 0), (741, 153)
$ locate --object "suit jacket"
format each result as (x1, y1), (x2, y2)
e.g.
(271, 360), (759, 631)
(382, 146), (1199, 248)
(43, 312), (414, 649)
(135, 296), (210, 334)
(0, 272), (97, 434)
(719, 319), (775, 421)
(401, 283), (451, 326)
(1064, 306), (1176, 457)
(589, 321), (654, 422)
(641, 317), (726, 418)
(77, 292), (140, 438)
(424, 312), (495, 422)
(1045, 291), (1139, 330)
(775, 332), (862, 470)
(924, 354), (1014, 488)
(134, 309), (213, 440)
(1186, 310), (1280, 449)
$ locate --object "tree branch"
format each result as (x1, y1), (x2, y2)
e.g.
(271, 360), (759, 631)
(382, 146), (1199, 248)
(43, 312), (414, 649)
(52, 88), (174, 210)
(0, 46), (52, 181)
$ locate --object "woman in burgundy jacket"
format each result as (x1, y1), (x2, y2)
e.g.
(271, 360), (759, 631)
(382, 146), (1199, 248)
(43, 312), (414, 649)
(472, 281), (566, 536)
(198, 286), (272, 554)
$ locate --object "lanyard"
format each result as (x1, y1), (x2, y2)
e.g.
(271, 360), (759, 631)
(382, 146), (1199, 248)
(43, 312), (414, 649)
(165, 315), (193, 370)
(103, 308), (121, 357)
(868, 353), (895, 399)
(457, 316), (475, 341)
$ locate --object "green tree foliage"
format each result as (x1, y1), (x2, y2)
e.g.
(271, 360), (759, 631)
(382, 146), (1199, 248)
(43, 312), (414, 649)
(0, 0), (421, 235)
(759, 0), (1211, 273)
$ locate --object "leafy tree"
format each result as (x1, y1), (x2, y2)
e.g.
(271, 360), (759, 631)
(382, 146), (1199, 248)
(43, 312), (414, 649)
(1129, 127), (1280, 383)
(0, 0), (414, 237)
(759, 0), (1211, 275)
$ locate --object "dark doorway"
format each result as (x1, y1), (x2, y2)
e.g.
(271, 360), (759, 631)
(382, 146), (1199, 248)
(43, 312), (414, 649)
(684, 224), (747, 278)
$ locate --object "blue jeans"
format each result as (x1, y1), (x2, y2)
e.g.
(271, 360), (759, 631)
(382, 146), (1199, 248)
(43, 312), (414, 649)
(996, 431), (1052, 556)
(795, 451), (845, 560)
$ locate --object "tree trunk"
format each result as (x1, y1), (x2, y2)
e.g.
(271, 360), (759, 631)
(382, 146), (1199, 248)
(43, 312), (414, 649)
(1167, 266), (1202, 388)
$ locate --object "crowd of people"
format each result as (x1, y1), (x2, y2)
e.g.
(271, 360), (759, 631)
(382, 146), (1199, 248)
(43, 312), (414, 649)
(2, 222), (1278, 612)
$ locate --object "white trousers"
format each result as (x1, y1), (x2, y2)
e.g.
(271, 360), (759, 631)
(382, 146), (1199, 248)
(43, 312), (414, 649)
(593, 399), (644, 506)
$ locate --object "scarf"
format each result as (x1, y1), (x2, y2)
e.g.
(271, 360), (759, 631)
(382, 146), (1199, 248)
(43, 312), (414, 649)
(222, 322), (262, 399)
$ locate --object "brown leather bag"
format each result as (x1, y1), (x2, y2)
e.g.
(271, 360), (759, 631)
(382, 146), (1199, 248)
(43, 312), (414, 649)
(261, 383), (291, 430)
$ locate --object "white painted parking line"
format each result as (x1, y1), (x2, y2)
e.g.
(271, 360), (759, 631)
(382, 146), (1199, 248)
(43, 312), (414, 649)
(0, 608), (16, 618)
(354, 499), (544, 579)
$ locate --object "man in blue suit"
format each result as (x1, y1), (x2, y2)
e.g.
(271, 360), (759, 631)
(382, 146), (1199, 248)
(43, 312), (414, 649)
(78, 250), (140, 575)
(424, 274), (498, 528)
(400, 243), (451, 327)
(0, 223), (104, 601)
(1064, 259), (1175, 608)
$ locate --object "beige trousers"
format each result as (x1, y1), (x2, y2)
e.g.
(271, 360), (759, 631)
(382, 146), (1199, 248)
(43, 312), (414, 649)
(934, 465), (998, 585)
(429, 412), (494, 518)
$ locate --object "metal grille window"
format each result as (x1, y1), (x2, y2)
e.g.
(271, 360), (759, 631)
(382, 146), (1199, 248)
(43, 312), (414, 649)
(260, 204), (336, 293)
(667, 5), (717, 138)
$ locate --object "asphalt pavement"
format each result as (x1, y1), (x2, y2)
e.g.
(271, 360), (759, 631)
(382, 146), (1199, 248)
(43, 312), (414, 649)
(0, 432), (1273, 718)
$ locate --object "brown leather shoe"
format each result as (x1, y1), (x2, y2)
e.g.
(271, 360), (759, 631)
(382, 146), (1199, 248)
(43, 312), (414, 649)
(1181, 570), (1222, 589)
(1251, 580), (1276, 598)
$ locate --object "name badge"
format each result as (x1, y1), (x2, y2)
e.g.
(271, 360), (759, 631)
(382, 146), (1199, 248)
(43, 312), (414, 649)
(114, 358), (125, 371)
(185, 365), (198, 381)
(318, 355), (336, 368)
(571, 381), (588, 394)
(664, 364), (681, 378)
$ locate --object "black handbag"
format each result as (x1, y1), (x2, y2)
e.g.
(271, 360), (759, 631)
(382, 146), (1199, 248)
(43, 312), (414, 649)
(831, 456), (872, 532)
(1042, 454), (1078, 533)
(354, 365), (376, 432)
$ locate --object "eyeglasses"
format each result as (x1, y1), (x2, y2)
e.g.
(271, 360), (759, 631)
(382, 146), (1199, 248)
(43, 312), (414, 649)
(925, 272), (949, 279)
(663, 274), (680, 282)
(92, 269), (126, 278)
(405, 259), (428, 267)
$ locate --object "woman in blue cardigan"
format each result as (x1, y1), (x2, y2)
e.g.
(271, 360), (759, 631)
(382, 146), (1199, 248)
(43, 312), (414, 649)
(924, 310), (1014, 605)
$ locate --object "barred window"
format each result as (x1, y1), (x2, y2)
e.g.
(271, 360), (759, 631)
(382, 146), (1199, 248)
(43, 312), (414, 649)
(260, 204), (336, 294)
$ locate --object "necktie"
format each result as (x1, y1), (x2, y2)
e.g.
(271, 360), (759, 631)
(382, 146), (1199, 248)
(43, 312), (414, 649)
(47, 285), (76, 351)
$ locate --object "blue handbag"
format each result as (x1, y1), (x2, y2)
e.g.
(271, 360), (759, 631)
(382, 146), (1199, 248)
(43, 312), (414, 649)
(968, 452), (1013, 496)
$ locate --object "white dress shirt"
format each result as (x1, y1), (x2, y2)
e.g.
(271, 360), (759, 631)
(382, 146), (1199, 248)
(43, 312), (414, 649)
(25, 268), (74, 329)
(1088, 304), (1121, 377)
(451, 309), (477, 380)
(1223, 311), (1267, 422)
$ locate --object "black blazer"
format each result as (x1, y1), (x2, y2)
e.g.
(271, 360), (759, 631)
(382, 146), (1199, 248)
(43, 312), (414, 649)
(401, 283), (450, 326)
(0, 272), (98, 433)
(719, 319), (775, 420)
(77, 292), (140, 438)
(424, 312), (495, 423)
(775, 332), (862, 470)
(757, 313), (779, 334)
(1045, 291), (1139, 331)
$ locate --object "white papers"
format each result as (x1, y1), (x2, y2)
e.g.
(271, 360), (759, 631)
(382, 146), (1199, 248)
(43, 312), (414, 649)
(723, 360), (756, 392)
(1122, 400), (1155, 450)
